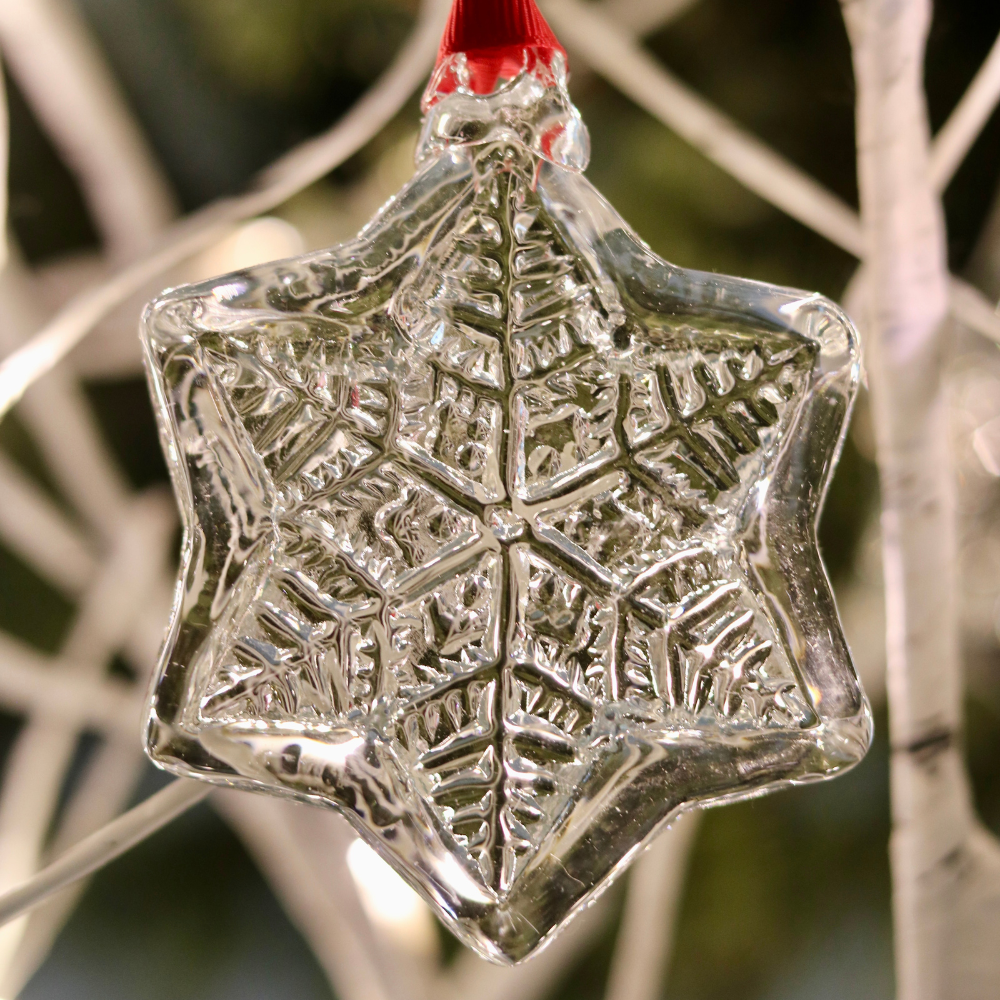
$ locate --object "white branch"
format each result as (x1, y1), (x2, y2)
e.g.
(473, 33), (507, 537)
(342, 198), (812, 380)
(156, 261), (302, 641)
(603, 812), (700, 1000)
(544, 0), (866, 256)
(0, 741), (144, 997)
(0, 0), (449, 423)
(545, 0), (1000, 350)
(595, 0), (699, 37)
(442, 891), (614, 1000)
(0, 254), (132, 539)
(215, 793), (411, 1000)
(929, 29), (1000, 193)
(0, 779), (208, 929)
(0, 52), (8, 271)
(0, 635), (141, 737)
(949, 275), (1000, 344)
(0, 452), (96, 596)
(0, 491), (173, 978)
(842, 1), (1000, 997)
(0, 0), (175, 255)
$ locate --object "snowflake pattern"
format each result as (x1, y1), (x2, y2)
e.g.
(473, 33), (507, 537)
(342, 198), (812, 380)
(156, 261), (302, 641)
(144, 139), (866, 961)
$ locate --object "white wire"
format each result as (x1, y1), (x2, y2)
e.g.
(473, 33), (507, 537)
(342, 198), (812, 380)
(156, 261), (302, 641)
(0, 780), (209, 929)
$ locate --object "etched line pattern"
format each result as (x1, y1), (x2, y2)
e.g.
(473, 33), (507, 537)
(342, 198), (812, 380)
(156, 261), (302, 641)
(193, 146), (816, 895)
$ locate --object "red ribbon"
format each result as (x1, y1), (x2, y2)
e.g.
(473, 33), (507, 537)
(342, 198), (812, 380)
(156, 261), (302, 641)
(434, 0), (567, 95)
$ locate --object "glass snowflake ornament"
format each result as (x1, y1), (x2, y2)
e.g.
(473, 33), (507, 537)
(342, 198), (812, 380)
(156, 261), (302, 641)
(142, 0), (872, 963)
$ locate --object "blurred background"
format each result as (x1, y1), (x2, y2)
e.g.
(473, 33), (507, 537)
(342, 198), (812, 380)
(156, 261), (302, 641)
(1, 0), (1000, 997)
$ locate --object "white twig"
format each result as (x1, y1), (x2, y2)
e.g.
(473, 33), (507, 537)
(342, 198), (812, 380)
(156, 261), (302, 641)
(0, 0), (449, 424)
(442, 891), (615, 1000)
(0, 779), (208, 929)
(545, 0), (1000, 350)
(0, 254), (131, 539)
(0, 491), (173, 978)
(603, 812), (701, 1000)
(0, 452), (96, 596)
(0, 740), (144, 997)
(0, 51), (8, 272)
(596, 0), (699, 37)
(545, 0), (866, 256)
(929, 30), (1000, 193)
(0, 0), (175, 255)
(215, 792), (410, 1000)
(949, 275), (1000, 344)
(0, 635), (141, 736)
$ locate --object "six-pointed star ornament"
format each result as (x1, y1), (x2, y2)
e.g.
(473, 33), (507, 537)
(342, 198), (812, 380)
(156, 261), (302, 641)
(141, 0), (872, 964)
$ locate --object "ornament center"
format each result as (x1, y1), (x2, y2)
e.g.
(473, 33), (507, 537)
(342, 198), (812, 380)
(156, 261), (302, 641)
(486, 505), (526, 541)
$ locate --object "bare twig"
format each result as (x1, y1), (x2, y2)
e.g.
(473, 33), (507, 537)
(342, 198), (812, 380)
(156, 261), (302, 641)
(604, 812), (701, 1000)
(0, 780), (208, 929)
(0, 52), (7, 271)
(0, 0), (175, 255)
(0, 452), (96, 596)
(929, 29), (1000, 193)
(0, 635), (141, 736)
(0, 492), (173, 978)
(0, 741), (144, 997)
(0, 0), (449, 423)
(545, 0), (865, 255)
(596, 0), (700, 37)
(543, 0), (1000, 348)
(215, 792), (411, 1000)
(0, 255), (132, 539)
(442, 891), (615, 1000)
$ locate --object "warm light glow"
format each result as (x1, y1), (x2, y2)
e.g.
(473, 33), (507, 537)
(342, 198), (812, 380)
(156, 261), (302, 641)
(345, 839), (438, 957)
(193, 216), (305, 280)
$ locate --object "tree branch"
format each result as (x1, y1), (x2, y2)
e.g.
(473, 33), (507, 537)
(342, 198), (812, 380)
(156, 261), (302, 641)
(0, 0), (449, 423)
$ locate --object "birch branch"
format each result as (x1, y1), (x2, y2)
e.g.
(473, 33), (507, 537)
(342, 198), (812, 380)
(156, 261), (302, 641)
(0, 0), (449, 423)
(0, 0), (175, 255)
(842, 2), (1000, 998)
(0, 780), (208, 929)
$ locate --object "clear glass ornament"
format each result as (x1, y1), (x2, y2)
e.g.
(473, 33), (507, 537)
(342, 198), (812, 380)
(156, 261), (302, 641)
(141, 1), (871, 963)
